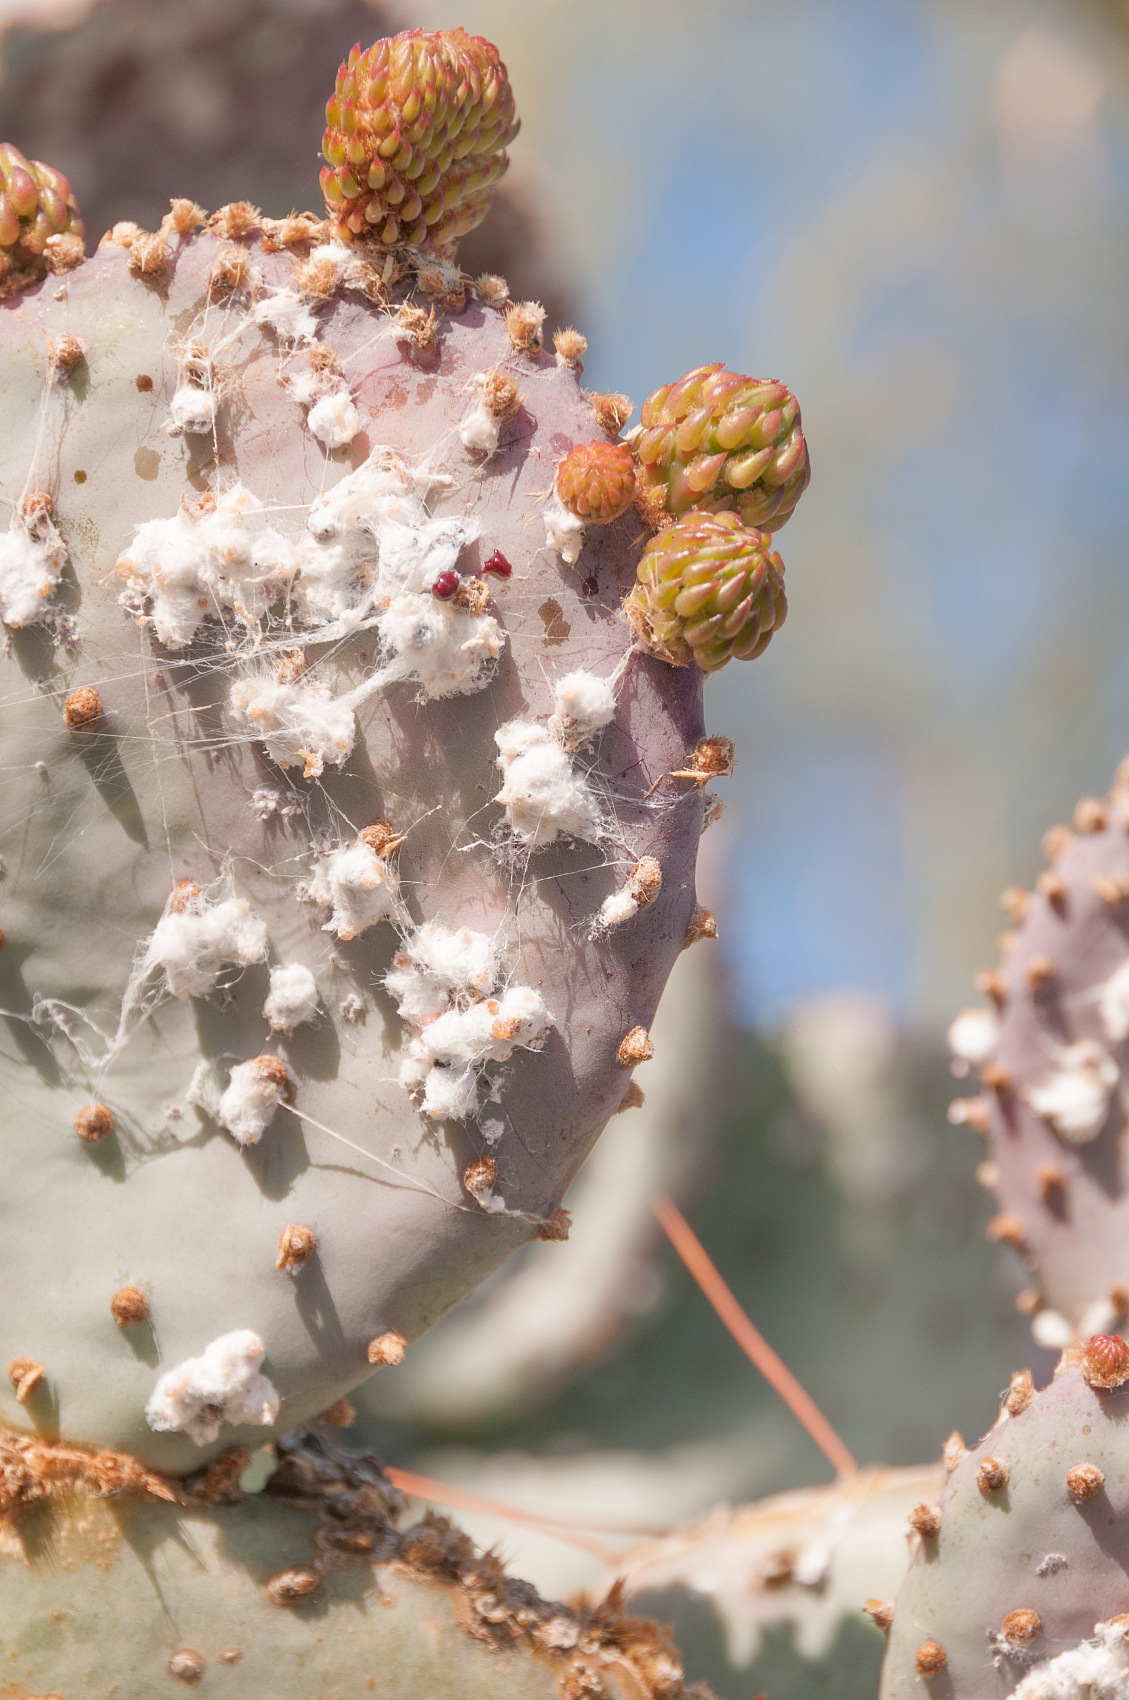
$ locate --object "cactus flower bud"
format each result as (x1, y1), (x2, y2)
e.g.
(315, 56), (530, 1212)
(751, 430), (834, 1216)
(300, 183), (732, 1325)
(625, 509), (787, 672)
(0, 143), (83, 296)
(320, 30), (519, 252)
(636, 363), (810, 532)
(1084, 1333), (1129, 1389)
(555, 440), (636, 523)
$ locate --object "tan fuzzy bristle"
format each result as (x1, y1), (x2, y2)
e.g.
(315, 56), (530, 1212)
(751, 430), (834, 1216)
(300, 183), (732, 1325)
(1004, 1369), (1035, 1415)
(163, 199), (207, 236)
(208, 202), (261, 240)
(553, 327), (587, 369)
(110, 1285), (149, 1327)
(588, 391), (632, 435)
(988, 1212), (1026, 1249)
(505, 300), (545, 354)
(915, 1640), (946, 1675)
(1074, 797), (1108, 833)
(367, 1330), (407, 1367)
(907, 1502), (941, 1535)
(977, 1456), (1009, 1492)
(536, 1208), (572, 1242)
(617, 1025), (654, 1067)
(974, 969), (1007, 1005)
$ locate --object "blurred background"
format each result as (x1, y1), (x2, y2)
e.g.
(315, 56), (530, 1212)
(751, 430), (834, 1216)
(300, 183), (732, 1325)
(5, 0), (1129, 1692)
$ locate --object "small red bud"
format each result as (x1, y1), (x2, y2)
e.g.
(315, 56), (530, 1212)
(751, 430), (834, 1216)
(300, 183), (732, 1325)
(482, 549), (512, 579)
(431, 571), (459, 600)
(1084, 1333), (1129, 1389)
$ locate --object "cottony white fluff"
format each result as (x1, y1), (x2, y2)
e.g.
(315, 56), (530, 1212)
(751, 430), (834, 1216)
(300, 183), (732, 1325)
(217, 1057), (292, 1144)
(376, 590), (502, 697)
(252, 289), (319, 342)
(1007, 1618), (1129, 1699)
(116, 483), (297, 648)
(543, 493), (585, 565)
(594, 857), (662, 934)
(1024, 1039), (1119, 1142)
(307, 390), (361, 449)
(145, 1329), (279, 1445)
(145, 893), (268, 998)
(264, 963), (319, 1031)
(384, 923), (499, 1025)
(0, 504), (67, 628)
(229, 676), (355, 778)
(307, 840), (399, 939)
(494, 719), (603, 846)
(295, 446), (503, 696)
(167, 384), (215, 437)
(1099, 959), (1129, 1042)
(947, 1007), (1000, 1066)
(458, 392), (503, 456)
(548, 670), (617, 748)
(1031, 1308), (1074, 1350)
(399, 986), (553, 1120)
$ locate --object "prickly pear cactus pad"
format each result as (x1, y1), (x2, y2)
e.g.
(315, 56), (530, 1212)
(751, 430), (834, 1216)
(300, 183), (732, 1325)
(947, 758), (1129, 1348)
(878, 1352), (1129, 1698)
(0, 178), (736, 1468)
(0, 1426), (697, 1698)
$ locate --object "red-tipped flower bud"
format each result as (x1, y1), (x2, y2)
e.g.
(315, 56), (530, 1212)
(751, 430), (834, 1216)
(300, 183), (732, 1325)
(320, 29), (519, 252)
(555, 440), (636, 523)
(1083, 1333), (1129, 1389)
(0, 143), (83, 295)
(636, 363), (810, 532)
(625, 509), (786, 673)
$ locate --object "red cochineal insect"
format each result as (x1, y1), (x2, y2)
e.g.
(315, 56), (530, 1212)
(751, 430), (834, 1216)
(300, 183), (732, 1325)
(431, 571), (459, 600)
(482, 550), (512, 578)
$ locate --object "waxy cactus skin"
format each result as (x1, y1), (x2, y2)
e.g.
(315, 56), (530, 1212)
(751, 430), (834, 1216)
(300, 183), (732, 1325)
(0, 25), (813, 1696)
(879, 1361), (1129, 1697)
(946, 757), (1129, 1351)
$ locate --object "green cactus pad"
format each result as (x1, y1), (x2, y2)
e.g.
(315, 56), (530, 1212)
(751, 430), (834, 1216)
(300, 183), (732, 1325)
(0, 215), (709, 1473)
(879, 1359), (1129, 1695)
(0, 1425), (696, 1698)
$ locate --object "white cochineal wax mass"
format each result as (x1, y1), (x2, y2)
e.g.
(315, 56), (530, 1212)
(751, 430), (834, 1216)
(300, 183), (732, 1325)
(494, 718), (604, 846)
(115, 482), (297, 649)
(144, 891), (268, 999)
(385, 921), (553, 1120)
(306, 839), (400, 940)
(263, 963), (319, 1032)
(1023, 1039), (1120, 1142)
(1007, 1618), (1129, 1699)
(399, 986), (553, 1121)
(1099, 958), (1129, 1042)
(251, 289), (319, 343)
(307, 389), (361, 449)
(0, 499), (67, 628)
(228, 676), (357, 778)
(547, 669), (617, 747)
(384, 923), (499, 1024)
(215, 1056), (293, 1145)
(145, 1329), (280, 1444)
(542, 492), (586, 564)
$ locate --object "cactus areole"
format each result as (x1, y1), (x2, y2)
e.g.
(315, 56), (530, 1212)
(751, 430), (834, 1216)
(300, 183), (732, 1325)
(0, 21), (808, 1528)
